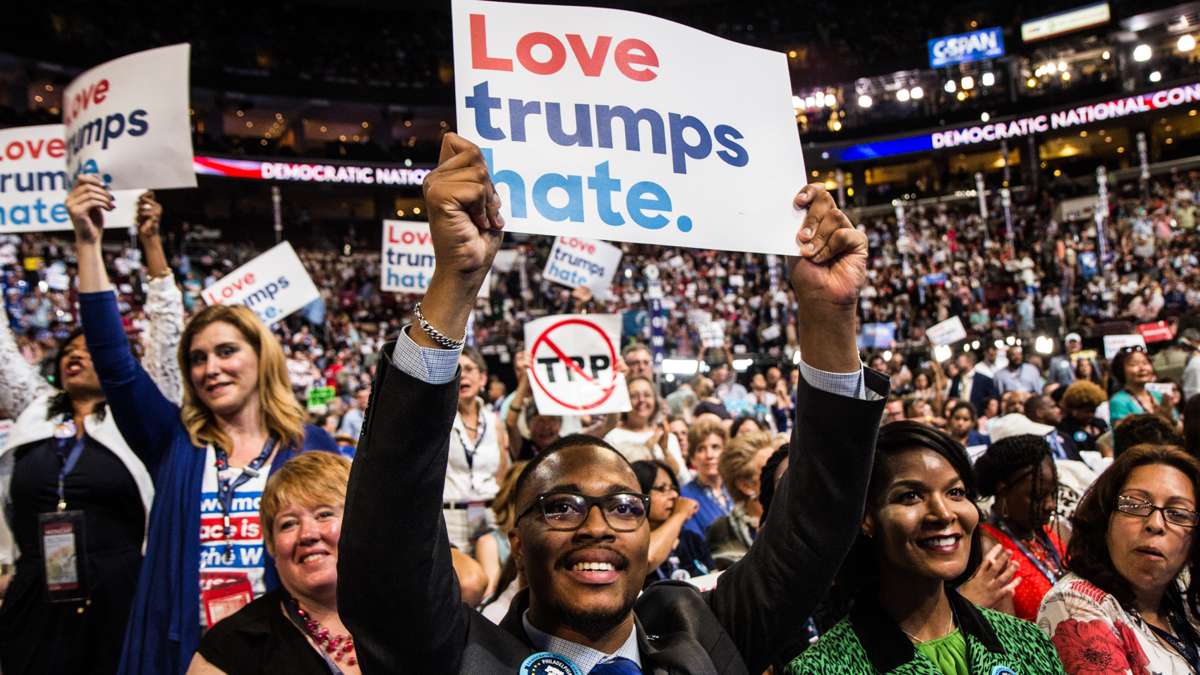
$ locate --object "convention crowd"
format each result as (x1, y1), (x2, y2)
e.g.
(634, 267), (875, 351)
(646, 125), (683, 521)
(0, 159), (1198, 675)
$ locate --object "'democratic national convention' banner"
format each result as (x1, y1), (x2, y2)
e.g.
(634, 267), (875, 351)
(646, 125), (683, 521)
(63, 44), (196, 190)
(452, 0), (805, 254)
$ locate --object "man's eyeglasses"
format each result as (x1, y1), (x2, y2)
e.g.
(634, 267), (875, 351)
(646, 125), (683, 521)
(1116, 495), (1200, 528)
(1119, 345), (1147, 354)
(516, 492), (650, 532)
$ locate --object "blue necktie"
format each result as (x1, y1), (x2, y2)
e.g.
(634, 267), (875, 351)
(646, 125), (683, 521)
(589, 656), (643, 675)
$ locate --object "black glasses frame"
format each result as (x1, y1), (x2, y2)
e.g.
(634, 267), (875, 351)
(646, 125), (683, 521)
(1116, 495), (1200, 528)
(515, 491), (651, 532)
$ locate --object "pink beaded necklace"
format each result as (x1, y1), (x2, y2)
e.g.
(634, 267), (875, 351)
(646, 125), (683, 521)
(287, 597), (357, 667)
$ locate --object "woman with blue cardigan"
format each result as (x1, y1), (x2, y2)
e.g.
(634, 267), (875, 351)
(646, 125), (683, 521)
(67, 176), (336, 674)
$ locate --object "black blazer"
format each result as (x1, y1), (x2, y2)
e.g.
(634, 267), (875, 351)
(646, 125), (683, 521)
(338, 344), (887, 674)
(949, 371), (998, 414)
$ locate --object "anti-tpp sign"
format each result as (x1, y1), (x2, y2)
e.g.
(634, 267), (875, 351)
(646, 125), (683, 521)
(63, 44), (195, 190)
(452, 0), (806, 254)
(524, 314), (632, 416)
(928, 28), (1005, 68)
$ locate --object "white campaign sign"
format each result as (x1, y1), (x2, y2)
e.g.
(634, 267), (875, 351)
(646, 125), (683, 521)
(380, 220), (490, 297)
(524, 313), (631, 416)
(1103, 334), (1147, 360)
(201, 241), (320, 325)
(543, 236), (622, 295)
(927, 316), (968, 346)
(63, 44), (196, 190)
(0, 125), (138, 233)
(452, 0), (805, 254)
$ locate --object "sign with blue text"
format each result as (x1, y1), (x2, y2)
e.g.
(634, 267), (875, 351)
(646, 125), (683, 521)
(928, 28), (1004, 68)
(201, 241), (320, 325)
(452, 0), (805, 254)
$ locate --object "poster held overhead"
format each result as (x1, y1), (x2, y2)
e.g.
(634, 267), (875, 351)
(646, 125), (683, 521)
(927, 316), (969, 346)
(451, 0), (805, 254)
(201, 242), (320, 326)
(63, 43), (196, 190)
(381, 220), (491, 297)
(543, 237), (622, 297)
(523, 314), (632, 416)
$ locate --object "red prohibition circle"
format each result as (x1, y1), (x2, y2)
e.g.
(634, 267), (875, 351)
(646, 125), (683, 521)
(529, 318), (619, 411)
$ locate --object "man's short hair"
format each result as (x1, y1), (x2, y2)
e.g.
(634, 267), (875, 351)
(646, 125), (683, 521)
(512, 434), (632, 506)
(1113, 414), (1185, 457)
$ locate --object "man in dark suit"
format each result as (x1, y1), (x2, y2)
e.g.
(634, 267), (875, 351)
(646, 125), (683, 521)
(338, 134), (887, 674)
(949, 352), (999, 414)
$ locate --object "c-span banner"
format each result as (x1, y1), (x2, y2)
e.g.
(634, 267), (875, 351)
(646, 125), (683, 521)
(452, 0), (805, 254)
(63, 44), (196, 190)
(0, 125), (138, 233)
(201, 241), (320, 325)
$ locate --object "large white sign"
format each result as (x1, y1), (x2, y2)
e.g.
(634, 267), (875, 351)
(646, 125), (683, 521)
(201, 241), (320, 325)
(543, 236), (622, 296)
(380, 219), (490, 297)
(1103, 334), (1147, 360)
(452, 0), (805, 254)
(927, 316), (968, 346)
(524, 313), (631, 416)
(0, 125), (138, 233)
(64, 44), (196, 190)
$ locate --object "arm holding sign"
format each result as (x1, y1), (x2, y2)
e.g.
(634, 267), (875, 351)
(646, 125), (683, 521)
(339, 134), (504, 673)
(68, 176), (181, 475)
(698, 185), (887, 674)
(136, 191), (186, 405)
(0, 302), (54, 418)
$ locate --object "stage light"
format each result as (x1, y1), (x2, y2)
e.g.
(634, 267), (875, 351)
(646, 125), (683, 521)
(933, 345), (952, 363)
(661, 359), (700, 376)
(981, 112), (990, 122)
(824, 93), (837, 107)
(1061, 71), (1071, 81)
(792, 95), (803, 109)
(1035, 336), (1055, 355)
(981, 72), (995, 87)
(910, 86), (924, 100)
(732, 358), (754, 372)
(896, 88), (910, 102)
(1179, 34), (1196, 52)
(961, 75), (975, 90)
(882, 350), (893, 362)
(1133, 44), (1153, 62)
(956, 91), (968, 101)
(858, 94), (873, 108)
(1057, 61), (1067, 72)
(1102, 50), (1111, 60)
(1026, 77), (1038, 88)
(944, 79), (957, 93)
(1150, 70), (1163, 83)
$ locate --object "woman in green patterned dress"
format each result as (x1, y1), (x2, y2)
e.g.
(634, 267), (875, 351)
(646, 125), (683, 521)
(787, 421), (1065, 674)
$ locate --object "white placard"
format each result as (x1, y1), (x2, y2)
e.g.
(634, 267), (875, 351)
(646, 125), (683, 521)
(543, 236), (622, 295)
(452, 0), (805, 254)
(927, 316), (968, 346)
(0, 125), (139, 233)
(64, 44), (196, 190)
(380, 220), (490, 298)
(523, 313), (631, 416)
(1103, 334), (1147, 360)
(201, 241), (319, 325)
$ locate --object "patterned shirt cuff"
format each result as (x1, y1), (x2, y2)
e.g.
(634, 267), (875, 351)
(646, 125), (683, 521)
(390, 325), (461, 385)
(798, 359), (871, 401)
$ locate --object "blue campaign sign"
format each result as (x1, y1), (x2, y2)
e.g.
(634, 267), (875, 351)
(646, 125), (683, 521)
(928, 28), (1005, 68)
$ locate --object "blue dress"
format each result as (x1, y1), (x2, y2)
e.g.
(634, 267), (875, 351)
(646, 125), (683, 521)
(680, 480), (733, 538)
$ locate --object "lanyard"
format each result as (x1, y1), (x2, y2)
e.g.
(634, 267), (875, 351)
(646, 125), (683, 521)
(1148, 596), (1200, 672)
(992, 516), (1064, 585)
(212, 438), (276, 563)
(453, 408), (488, 474)
(53, 434), (86, 512)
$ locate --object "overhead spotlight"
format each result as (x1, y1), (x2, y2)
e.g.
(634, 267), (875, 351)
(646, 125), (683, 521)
(1035, 335), (1055, 355)
(858, 94), (873, 108)
(1061, 71), (1071, 81)
(981, 112), (990, 122)
(1026, 77), (1038, 88)
(956, 90), (968, 101)
(1179, 34), (1196, 52)
(961, 75), (975, 90)
(1057, 60), (1068, 72)
(910, 85), (924, 100)
(1102, 50), (1111, 60)
(981, 72), (995, 87)
(792, 95), (803, 109)
(944, 79), (957, 93)
(933, 345), (953, 363)
(1150, 70), (1162, 82)
(1133, 43), (1153, 62)
(824, 93), (837, 107)
(896, 88), (910, 102)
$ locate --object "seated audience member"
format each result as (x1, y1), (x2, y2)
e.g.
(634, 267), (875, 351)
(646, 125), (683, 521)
(706, 431), (778, 568)
(337, 136), (887, 675)
(1113, 414), (1185, 458)
(1058, 381), (1109, 455)
(975, 435), (1067, 621)
(787, 422), (1064, 674)
(631, 460), (710, 584)
(604, 376), (689, 481)
(692, 377), (732, 423)
(474, 462), (526, 599)
(681, 418), (734, 537)
(1038, 445), (1200, 673)
(1109, 346), (1179, 426)
(947, 401), (990, 450)
(1186, 395), (1200, 458)
(729, 415), (763, 438)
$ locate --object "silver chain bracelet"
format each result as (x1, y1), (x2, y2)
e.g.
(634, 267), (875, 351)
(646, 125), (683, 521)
(414, 302), (465, 350)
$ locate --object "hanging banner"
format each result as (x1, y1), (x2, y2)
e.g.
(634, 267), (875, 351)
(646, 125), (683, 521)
(63, 43), (196, 190)
(523, 313), (632, 415)
(0, 125), (139, 233)
(380, 219), (490, 297)
(201, 241), (320, 325)
(452, 0), (805, 254)
(542, 236), (622, 295)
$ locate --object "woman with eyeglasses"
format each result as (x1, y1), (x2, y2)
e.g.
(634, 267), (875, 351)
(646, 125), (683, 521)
(1109, 346), (1180, 426)
(1038, 444), (1200, 673)
(975, 435), (1066, 621)
(630, 459), (710, 585)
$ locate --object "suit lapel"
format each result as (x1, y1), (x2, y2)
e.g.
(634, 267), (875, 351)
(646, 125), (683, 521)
(636, 617), (721, 675)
